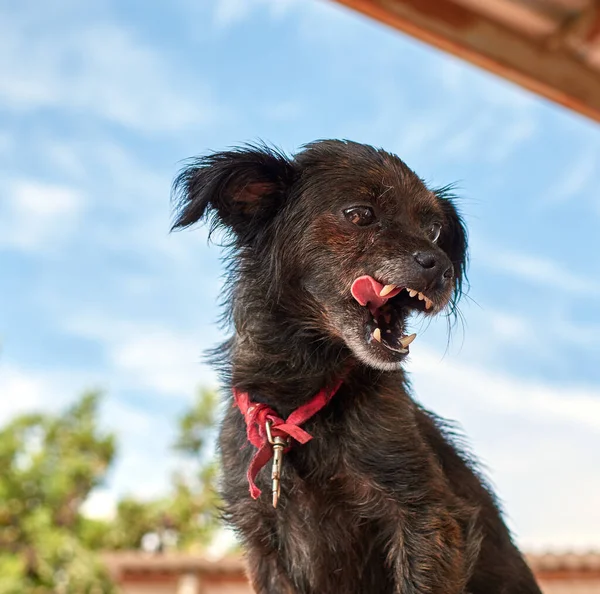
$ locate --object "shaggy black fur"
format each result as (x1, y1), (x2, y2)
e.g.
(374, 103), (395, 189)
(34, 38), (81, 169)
(172, 140), (541, 594)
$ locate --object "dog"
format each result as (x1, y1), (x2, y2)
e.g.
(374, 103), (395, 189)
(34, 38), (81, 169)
(172, 140), (541, 594)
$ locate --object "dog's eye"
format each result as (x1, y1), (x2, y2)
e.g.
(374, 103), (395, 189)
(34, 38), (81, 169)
(427, 223), (442, 243)
(344, 206), (376, 227)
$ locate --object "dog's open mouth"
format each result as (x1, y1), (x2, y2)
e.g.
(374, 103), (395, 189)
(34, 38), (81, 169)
(351, 275), (433, 355)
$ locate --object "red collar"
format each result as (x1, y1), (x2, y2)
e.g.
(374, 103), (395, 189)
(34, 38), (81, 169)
(233, 379), (344, 500)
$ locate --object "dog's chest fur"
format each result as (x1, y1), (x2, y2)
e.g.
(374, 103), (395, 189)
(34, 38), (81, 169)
(219, 371), (482, 593)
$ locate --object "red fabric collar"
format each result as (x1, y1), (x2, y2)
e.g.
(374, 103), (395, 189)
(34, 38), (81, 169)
(233, 379), (344, 499)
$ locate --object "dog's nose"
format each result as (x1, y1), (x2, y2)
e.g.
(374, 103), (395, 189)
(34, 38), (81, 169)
(413, 251), (453, 285)
(413, 251), (437, 269)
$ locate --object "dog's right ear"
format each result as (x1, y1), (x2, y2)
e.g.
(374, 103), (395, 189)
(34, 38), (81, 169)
(171, 145), (296, 242)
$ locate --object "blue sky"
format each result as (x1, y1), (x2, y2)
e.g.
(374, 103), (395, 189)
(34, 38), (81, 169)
(1, 0), (599, 551)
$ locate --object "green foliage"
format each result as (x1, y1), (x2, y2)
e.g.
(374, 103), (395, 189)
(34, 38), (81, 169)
(170, 387), (222, 549)
(174, 387), (218, 456)
(87, 387), (222, 552)
(0, 384), (223, 593)
(0, 392), (116, 593)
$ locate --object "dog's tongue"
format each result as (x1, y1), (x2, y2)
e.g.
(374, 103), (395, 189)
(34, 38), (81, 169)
(351, 275), (401, 309)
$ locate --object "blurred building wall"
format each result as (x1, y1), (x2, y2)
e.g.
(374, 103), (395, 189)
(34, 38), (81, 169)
(103, 552), (600, 593)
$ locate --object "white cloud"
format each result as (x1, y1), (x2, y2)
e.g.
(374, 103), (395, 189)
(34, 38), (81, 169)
(487, 113), (536, 163)
(213, 0), (253, 28)
(318, 44), (536, 165)
(5, 342), (598, 549)
(96, 397), (183, 503)
(212, 0), (299, 29)
(440, 112), (495, 159)
(106, 444), (179, 502)
(0, 366), (50, 423)
(0, 131), (11, 155)
(38, 136), (168, 212)
(459, 304), (600, 370)
(410, 348), (600, 431)
(27, 135), (213, 267)
(0, 180), (84, 252)
(543, 149), (597, 206)
(433, 50), (537, 112)
(38, 138), (89, 180)
(407, 347), (600, 549)
(434, 64), (536, 164)
(392, 109), (454, 161)
(111, 329), (213, 395)
(0, 360), (186, 514)
(474, 241), (600, 296)
(64, 315), (218, 397)
(0, 9), (225, 133)
(552, 316), (600, 348)
(485, 309), (533, 343)
(0, 361), (99, 425)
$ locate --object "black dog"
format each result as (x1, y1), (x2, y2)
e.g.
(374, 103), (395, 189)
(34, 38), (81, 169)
(172, 140), (541, 594)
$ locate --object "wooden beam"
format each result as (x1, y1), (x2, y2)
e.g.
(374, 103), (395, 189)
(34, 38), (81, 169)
(333, 0), (600, 123)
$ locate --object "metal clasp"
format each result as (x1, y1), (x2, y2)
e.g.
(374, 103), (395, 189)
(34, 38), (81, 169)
(265, 421), (289, 508)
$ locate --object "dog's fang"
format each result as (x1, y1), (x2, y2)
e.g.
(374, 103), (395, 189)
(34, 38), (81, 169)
(399, 333), (417, 348)
(373, 328), (382, 342)
(408, 289), (418, 298)
(379, 284), (397, 297)
(425, 298), (433, 310)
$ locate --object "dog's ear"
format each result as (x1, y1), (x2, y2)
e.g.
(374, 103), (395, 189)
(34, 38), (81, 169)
(171, 145), (296, 242)
(435, 188), (469, 301)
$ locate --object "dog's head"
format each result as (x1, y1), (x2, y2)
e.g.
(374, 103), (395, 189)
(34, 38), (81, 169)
(172, 140), (467, 371)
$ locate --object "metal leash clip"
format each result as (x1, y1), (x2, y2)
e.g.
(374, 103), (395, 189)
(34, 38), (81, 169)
(265, 420), (289, 508)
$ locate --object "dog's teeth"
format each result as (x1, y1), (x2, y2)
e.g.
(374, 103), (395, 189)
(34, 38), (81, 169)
(408, 289), (418, 298)
(379, 284), (397, 297)
(399, 348), (408, 354)
(417, 293), (425, 301)
(373, 328), (382, 342)
(399, 333), (417, 348)
(425, 298), (433, 310)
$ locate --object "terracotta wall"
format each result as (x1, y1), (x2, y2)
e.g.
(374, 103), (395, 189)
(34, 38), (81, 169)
(117, 574), (252, 594)
(117, 575), (600, 594)
(537, 578), (600, 594)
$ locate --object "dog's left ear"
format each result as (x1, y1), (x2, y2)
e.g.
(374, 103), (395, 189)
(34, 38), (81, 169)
(171, 145), (296, 242)
(436, 189), (469, 300)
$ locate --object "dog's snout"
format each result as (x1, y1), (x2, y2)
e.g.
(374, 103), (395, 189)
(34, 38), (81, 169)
(412, 250), (453, 286)
(413, 251), (437, 270)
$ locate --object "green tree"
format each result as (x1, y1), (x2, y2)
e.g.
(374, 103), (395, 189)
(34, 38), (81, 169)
(87, 387), (221, 553)
(170, 386), (221, 550)
(0, 392), (116, 594)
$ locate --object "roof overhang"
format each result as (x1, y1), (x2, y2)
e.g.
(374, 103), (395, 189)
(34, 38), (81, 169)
(333, 0), (600, 123)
